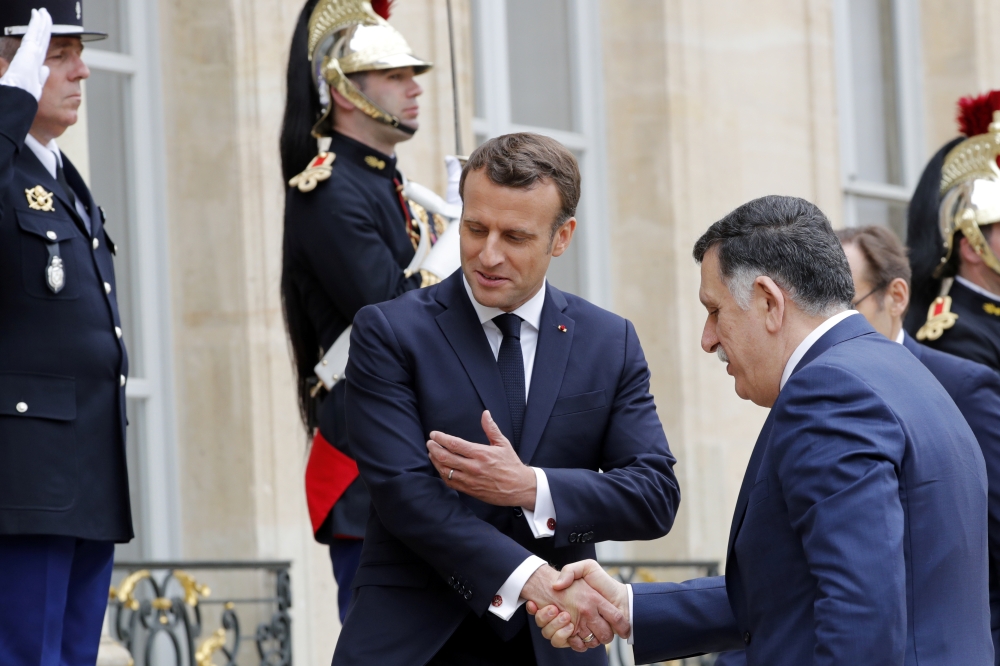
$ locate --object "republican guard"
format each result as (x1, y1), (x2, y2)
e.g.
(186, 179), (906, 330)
(906, 90), (1000, 371)
(280, 0), (460, 622)
(0, 3), (132, 664)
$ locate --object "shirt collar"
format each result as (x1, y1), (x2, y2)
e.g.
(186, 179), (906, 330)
(779, 310), (858, 391)
(23, 134), (62, 179)
(463, 275), (546, 332)
(955, 276), (1000, 303)
(894, 328), (905, 344)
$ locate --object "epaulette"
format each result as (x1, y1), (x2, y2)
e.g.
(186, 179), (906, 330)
(916, 295), (959, 341)
(289, 152), (336, 193)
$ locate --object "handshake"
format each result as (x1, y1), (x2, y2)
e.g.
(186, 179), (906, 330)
(522, 560), (631, 652)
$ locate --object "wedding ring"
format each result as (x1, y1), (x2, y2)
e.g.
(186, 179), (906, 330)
(448, 469), (454, 480)
(583, 633), (596, 643)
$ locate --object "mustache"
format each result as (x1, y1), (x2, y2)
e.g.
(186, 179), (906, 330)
(717, 346), (729, 364)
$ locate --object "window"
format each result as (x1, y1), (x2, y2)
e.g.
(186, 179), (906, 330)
(470, 0), (611, 306)
(834, 0), (925, 238)
(70, 0), (179, 558)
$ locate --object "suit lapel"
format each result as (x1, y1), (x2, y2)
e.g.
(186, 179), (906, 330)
(519, 285), (573, 465)
(19, 148), (89, 236)
(435, 273), (515, 442)
(727, 410), (775, 557)
(726, 315), (876, 557)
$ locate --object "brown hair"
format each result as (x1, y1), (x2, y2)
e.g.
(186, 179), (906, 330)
(459, 133), (581, 236)
(836, 225), (912, 289)
(0, 37), (21, 65)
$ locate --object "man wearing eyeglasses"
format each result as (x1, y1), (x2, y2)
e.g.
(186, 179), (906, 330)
(839, 225), (1000, 664)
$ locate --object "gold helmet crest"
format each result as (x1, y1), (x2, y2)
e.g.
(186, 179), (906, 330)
(307, 0), (432, 137)
(934, 96), (1000, 278)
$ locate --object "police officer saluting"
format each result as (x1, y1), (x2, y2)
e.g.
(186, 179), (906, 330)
(0, 4), (131, 664)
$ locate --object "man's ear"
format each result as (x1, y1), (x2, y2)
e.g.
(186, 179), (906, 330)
(755, 275), (786, 334)
(330, 86), (356, 112)
(959, 235), (984, 267)
(550, 218), (576, 257)
(887, 277), (909, 318)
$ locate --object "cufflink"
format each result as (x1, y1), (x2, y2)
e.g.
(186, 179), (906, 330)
(492, 595), (503, 607)
(546, 518), (556, 530)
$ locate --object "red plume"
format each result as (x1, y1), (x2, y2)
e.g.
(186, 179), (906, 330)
(371, 0), (393, 19)
(956, 90), (1000, 137)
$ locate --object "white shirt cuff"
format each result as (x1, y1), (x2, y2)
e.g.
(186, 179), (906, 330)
(627, 583), (634, 645)
(522, 467), (556, 538)
(488, 555), (547, 620)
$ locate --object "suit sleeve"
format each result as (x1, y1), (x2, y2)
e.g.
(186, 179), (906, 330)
(0, 86), (37, 219)
(345, 304), (534, 614)
(958, 366), (1000, 613)
(293, 188), (421, 323)
(772, 364), (907, 665)
(543, 319), (680, 544)
(630, 576), (744, 663)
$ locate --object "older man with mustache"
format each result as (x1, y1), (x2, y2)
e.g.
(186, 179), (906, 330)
(532, 196), (993, 665)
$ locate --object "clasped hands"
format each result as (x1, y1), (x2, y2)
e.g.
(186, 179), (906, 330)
(426, 412), (631, 651)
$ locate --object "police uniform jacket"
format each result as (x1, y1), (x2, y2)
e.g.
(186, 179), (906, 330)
(283, 131), (422, 540)
(916, 278), (1000, 372)
(0, 86), (131, 541)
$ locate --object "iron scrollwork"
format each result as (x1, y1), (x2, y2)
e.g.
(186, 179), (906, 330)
(109, 561), (292, 666)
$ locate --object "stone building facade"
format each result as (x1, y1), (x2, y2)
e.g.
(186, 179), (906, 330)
(62, 0), (1000, 660)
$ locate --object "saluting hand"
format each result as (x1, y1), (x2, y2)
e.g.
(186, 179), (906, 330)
(0, 8), (52, 101)
(427, 410), (537, 509)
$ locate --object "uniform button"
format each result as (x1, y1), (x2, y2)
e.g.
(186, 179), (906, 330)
(15, 402), (27, 413)
(120, 375), (126, 387)
(104, 282), (112, 294)
(45, 230), (57, 240)
(568, 533), (578, 543)
(464, 591), (472, 600)
(115, 326), (122, 339)
(492, 595), (503, 607)
(92, 237), (99, 250)
(513, 507), (523, 518)
(743, 631), (751, 645)
(547, 518), (556, 531)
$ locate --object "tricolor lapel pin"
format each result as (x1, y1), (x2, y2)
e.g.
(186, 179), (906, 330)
(557, 325), (567, 333)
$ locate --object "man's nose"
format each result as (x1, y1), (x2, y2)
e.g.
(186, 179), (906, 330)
(409, 80), (422, 98)
(701, 319), (719, 354)
(71, 55), (90, 81)
(479, 234), (503, 267)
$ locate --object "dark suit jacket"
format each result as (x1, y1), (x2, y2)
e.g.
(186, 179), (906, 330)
(0, 86), (131, 541)
(334, 271), (680, 665)
(903, 332), (1000, 663)
(631, 315), (992, 666)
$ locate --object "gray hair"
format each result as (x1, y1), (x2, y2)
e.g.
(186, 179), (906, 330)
(693, 195), (855, 317)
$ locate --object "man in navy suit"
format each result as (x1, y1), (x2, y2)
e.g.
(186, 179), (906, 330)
(532, 196), (993, 665)
(334, 133), (680, 665)
(0, 5), (132, 665)
(839, 225), (1000, 664)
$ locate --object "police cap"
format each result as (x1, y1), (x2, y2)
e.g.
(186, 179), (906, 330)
(1, 0), (107, 42)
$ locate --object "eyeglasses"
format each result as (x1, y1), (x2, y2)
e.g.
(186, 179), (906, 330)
(851, 284), (886, 309)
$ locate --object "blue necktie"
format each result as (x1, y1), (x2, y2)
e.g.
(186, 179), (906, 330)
(492, 313), (525, 450)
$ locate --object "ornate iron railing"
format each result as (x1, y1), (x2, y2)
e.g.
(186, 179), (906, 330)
(600, 560), (721, 666)
(108, 560), (292, 666)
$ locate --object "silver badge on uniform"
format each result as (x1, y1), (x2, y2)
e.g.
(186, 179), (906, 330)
(46, 255), (65, 293)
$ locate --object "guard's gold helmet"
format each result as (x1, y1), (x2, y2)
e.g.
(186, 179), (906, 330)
(935, 94), (1000, 277)
(307, 0), (432, 137)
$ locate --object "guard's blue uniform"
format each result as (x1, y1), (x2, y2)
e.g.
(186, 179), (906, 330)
(0, 84), (131, 664)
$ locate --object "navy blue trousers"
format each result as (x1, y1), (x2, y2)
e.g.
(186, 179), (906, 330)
(0, 535), (114, 666)
(329, 538), (363, 623)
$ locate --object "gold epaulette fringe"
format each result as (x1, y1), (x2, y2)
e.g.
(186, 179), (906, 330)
(289, 152), (336, 193)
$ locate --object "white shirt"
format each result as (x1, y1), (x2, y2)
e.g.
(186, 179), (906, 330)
(626, 308), (859, 644)
(23, 134), (92, 233)
(956, 275), (1000, 302)
(462, 277), (557, 620)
